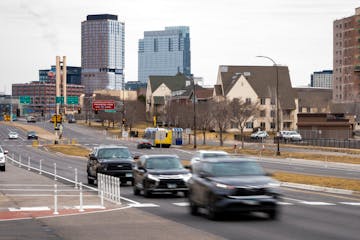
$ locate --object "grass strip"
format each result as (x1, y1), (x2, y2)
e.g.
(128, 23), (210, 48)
(273, 171), (360, 192)
(46, 144), (90, 158)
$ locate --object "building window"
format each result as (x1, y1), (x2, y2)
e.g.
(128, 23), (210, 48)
(168, 38), (173, 51)
(260, 122), (266, 130)
(270, 122), (275, 129)
(260, 110), (266, 117)
(245, 98), (251, 104)
(154, 38), (158, 52)
(270, 98), (275, 105)
(246, 122), (253, 129)
(270, 110), (275, 117)
(260, 98), (266, 105)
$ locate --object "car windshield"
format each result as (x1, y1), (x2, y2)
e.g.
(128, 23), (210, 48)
(145, 157), (183, 170)
(203, 161), (265, 177)
(28, 131), (36, 135)
(97, 148), (131, 159)
(203, 153), (227, 158)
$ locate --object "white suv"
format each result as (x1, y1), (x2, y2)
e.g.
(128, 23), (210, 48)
(282, 131), (302, 142)
(0, 146), (8, 171)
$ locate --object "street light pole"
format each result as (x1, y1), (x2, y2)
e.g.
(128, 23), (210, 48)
(192, 77), (197, 149)
(256, 55), (280, 156)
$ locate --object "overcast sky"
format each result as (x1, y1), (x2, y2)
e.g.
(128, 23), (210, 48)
(0, 0), (359, 94)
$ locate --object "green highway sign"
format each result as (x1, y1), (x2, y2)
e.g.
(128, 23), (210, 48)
(56, 96), (64, 104)
(67, 96), (79, 104)
(19, 96), (31, 104)
(104, 109), (116, 113)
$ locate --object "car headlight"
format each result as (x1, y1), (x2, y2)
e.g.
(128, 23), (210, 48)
(147, 174), (160, 181)
(214, 182), (235, 190)
(181, 173), (192, 182)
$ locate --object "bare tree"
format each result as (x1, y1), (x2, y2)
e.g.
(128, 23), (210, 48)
(229, 98), (259, 148)
(210, 100), (231, 146)
(197, 101), (213, 145)
(124, 100), (146, 131)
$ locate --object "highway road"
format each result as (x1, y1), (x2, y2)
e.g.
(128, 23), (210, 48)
(1, 121), (360, 240)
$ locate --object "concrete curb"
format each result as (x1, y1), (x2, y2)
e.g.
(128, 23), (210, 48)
(281, 182), (358, 195)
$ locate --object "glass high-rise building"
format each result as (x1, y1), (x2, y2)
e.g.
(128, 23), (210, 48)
(81, 14), (125, 94)
(138, 26), (191, 83)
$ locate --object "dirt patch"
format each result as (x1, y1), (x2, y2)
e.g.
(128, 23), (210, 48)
(45, 144), (90, 158)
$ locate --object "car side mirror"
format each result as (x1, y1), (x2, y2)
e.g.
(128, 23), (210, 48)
(89, 154), (96, 160)
(199, 171), (208, 178)
(138, 166), (146, 173)
(133, 154), (140, 160)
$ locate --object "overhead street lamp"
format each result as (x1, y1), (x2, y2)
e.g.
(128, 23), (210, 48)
(256, 55), (280, 156)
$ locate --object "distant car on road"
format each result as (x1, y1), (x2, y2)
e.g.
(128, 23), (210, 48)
(133, 154), (191, 197)
(26, 116), (36, 123)
(250, 130), (269, 139)
(137, 139), (152, 149)
(188, 157), (281, 220)
(68, 117), (77, 123)
(8, 131), (19, 140)
(27, 131), (38, 140)
(280, 130), (302, 142)
(190, 150), (229, 165)
(0, 145), (8, 171)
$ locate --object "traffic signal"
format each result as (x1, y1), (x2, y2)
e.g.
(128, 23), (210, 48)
(94, 110), (98, 114)
(122, 118), (126, 124)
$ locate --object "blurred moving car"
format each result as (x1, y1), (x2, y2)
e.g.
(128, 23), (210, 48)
(250, 130), (269, 139)
(87, 145), (136, 185)
(188, 157), (281, 220)
(190, 150), (229, 165)
(27, 131), (38, 140)
(0, 146), (8, 171)
(137, 139), (152, 149)
(26, 116), (36, 123)
(282, 131), (302, 142)
(8, 131), (19, 139)
(133, 154), (191, 197)
(68, 117), (77, 123)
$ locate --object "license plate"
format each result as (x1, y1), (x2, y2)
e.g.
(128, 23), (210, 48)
(167, 183), (177, 189)
(126, 173), (133, 177)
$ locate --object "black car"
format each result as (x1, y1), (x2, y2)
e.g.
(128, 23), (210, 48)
(68, 118), (76, 123)
(87, 145), (136, 185)
(27, 131), (38, 140)
(137, 139), (152, 149)
(133, 154), (191, 197)
(188, 157), (281, 220)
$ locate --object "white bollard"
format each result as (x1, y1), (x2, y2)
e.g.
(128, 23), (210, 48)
(54, 163), (57, 180)
(28, 156), (31, 171)
(117, 177), (121, 204)
(101, 189), (104, 207)
(39, 159), (42, 174)
(74, 168), (78, 189)
(53, 184), (59, 215)
(79, 182), (84, 212)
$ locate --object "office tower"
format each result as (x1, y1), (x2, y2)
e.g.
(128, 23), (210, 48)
(81, 14), (125, 94)
(310, 70), (333, 89)
(138, 26), (191, 83)
(333, 7), (360, 103)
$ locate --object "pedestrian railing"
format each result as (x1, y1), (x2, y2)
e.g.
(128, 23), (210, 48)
(97, 173), (121, 205)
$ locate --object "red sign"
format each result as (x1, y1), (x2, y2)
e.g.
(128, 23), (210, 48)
(92, 100), (115, 110)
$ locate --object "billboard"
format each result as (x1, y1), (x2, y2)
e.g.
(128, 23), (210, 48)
(92, 100), (115, 110)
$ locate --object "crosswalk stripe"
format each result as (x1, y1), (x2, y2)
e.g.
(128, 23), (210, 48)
(129, 203), (159, 208)
(173, 202), (189, 207)
(339, 202), (360, 206)
(9, 207), (51, 211)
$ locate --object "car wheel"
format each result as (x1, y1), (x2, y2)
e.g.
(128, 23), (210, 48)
(87, 176), (94, 185)
(183, 191), (189, 198)
(0, 166), (5, 171)
(267, 209), (279, 220)
(189, 198), (198, 215)
(133, 185), (140, 195)
(143, 188), (152, 198)
(206, 195), (219, 220)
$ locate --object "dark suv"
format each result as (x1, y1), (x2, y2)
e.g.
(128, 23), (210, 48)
(133, 154), (191, 197)
(188, 157), (281, 220)
(87, 145), (136, 185)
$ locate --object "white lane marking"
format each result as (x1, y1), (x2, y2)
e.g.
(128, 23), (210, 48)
(339, 202), (360, 206)
(129, 203), (159, 208)
(300, 201), (336, 206)
(173, 202), (189, 207)
(278, 202), (294, 205)
(9, 207), (51, 211)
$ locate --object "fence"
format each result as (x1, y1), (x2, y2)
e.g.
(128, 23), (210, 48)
(4, 154), (122, 214)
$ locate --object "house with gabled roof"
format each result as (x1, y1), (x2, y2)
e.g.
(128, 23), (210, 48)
(214, 65), (298, 132)
(146, 73), (190, 121)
